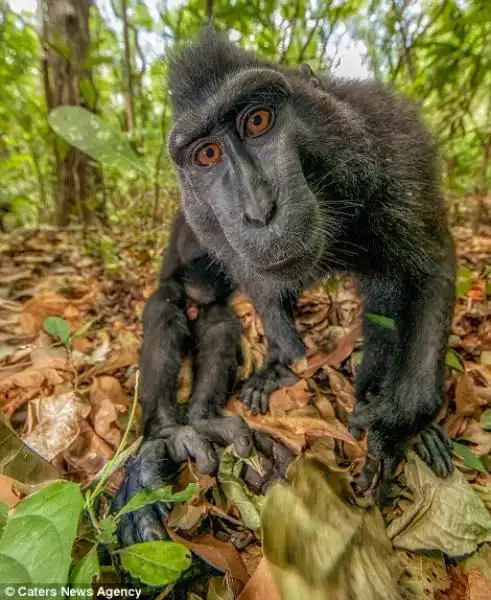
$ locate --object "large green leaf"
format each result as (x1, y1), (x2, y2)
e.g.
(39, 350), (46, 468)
(48, 106), (144, 172)
(0, 481), (84, 584)
(118, 541), (191, 586)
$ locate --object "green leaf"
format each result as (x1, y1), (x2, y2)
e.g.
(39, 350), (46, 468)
(116, 483), (198, 517)
(118, 541), (191, 586)
(70, 545), (100, 586)
(481, 409), (491, 432)
(218, 446), (264, 531)
(43, 316), (70, 345)
(446, 349), (464, 372)
(456, 265), (474, 296)
(0, 481), (84, 584)
(365, 313), (396, 330)
(0, 502), (8, 539)
(387, 452), (491, 556)
(98, 517), (117, 545)
(48, 107), (144, 173)
(79, 78), (97, 110)
(452, 442), (486, 472)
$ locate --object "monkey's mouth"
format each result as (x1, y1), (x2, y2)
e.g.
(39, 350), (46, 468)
(258, 230), (323, 278)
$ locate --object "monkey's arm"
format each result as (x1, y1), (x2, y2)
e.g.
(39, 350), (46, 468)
(351, 264), (455, 493)
(241, 285), (304, 414)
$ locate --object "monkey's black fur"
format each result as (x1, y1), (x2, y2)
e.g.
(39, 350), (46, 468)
(114, 212), (254, 545)
(167, 28), (457, 491)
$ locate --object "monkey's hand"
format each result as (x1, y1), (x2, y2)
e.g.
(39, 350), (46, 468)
(350, 401), (454, 499)
(240, 361), (299, 415)
(410, 423), (454, 477)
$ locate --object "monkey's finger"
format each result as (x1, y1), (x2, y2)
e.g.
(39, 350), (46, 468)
(132, 506), (168, 544)
(253, 431), (295, 477)
(429, 423), (454, 451)
(421, 429), (453, 477)
(413, 437), (432, 466)
(193, 416), (253, 458)
(166, 426), (218, 474)
(118, 513), (138, 547)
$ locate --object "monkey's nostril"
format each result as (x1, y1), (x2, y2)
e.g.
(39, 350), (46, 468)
(243, 201), (277, 228)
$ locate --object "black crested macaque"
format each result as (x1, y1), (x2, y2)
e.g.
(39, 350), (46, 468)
(166, 28), (456, 492)
(114, 211), (254, 545)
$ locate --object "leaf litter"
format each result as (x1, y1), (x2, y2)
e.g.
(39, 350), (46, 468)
(0, 226), (490, 597)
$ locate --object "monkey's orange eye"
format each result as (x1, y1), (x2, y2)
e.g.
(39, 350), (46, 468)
(195, 142), (222, 166)
(246, 108), (274, 137)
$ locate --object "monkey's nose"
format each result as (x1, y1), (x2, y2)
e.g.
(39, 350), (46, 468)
(243, 200), (277, 228)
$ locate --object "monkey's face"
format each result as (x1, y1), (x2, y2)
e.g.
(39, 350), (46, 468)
(168, 69), (323, 281)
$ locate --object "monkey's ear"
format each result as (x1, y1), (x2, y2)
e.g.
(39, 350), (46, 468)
(299, 64), (315, 79)
(299, 64), (324, 91)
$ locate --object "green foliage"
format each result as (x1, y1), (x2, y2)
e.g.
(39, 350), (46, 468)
(0, 481), (85, 584)
(365, 313), (396, 330)
(116, 483), (198, 517)
(0, 376), (196, 588)
(69, 545), (100, 587)
(1, 0), (489, 227)
(48, 107), (144, 173)
(480, 408), (491, 431)
(117, 541), (192, 586)
(452, 442), (486, 472)
(446, 349), (465, 372)
(43, 316), (71, 346)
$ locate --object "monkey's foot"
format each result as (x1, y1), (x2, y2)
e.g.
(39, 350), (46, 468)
(114, 439), (175, 546)
(411, 423), (454, 477)
(241, 361), (298, 415)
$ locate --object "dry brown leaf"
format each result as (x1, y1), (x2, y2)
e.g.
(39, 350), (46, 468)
(455, 373), (481, 418)
(19, 291), (92, 334)
(468, 567), (491, 600)
(85, 347), (138, 377)
(459, 421), (491, 457)
(225, 397), (361, 454)
(0, 474), (21, 507)
(90, 376), (128, 447)
(237, 558), (281, 600)
(168, 531), (249, 594)
(323, 365), (356, 411)
(268, 380), (310, 414)
(22, 392), (90, 461)
(437, 566), (470, 600)
(63, 420), (114, 482)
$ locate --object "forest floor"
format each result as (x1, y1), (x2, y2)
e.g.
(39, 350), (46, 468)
(1, 224), (491, 599)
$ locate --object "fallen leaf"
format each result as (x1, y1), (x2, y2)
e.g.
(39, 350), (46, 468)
(90, 377), (128, 447)
(22, 392), (90, 461)
(455, 373), (481, 418)
(459, 421), (491, 457)
(0, 475), (21, 507)
(268, 380), (310, 414)
(167, 531), (249, 594)
(237, 558), (281, 600)
(63, 420), (114, 483)
(387, 452), (491, 556)
(218, 446), (264, 531)
(396, 550), (449, 599)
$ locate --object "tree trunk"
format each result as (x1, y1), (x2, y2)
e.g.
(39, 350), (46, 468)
(42, 0), (102, 226)
(121, 0), (136, 142)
